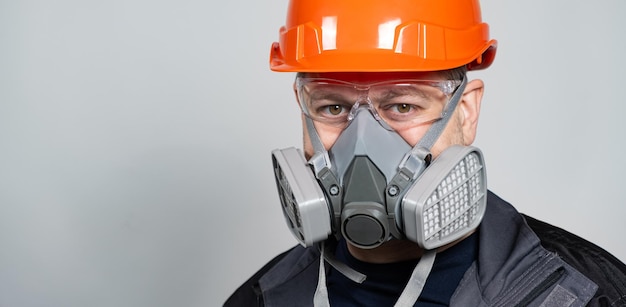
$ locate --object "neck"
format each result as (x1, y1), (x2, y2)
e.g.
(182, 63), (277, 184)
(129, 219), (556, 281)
(345, 230), (475, 264)
(347, 239), (424, 264)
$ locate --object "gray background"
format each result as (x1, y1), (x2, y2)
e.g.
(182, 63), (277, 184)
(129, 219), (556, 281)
(1, 0), (624, 306)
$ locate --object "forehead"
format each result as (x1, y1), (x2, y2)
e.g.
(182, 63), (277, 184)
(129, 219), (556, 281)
(300, 71), (445, 83)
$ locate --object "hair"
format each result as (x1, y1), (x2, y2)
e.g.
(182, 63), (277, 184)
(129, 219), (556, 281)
(439, 65), (468, 81)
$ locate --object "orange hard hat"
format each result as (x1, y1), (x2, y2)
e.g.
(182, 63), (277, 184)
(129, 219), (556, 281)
(270, 0), (497, 72)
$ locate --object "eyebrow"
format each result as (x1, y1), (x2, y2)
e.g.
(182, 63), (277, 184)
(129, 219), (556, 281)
(374, 86), (429, 101)
(306, 86), (358, 103)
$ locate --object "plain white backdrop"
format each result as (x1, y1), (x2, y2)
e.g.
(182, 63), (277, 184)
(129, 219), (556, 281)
(1, 0), (625, 306)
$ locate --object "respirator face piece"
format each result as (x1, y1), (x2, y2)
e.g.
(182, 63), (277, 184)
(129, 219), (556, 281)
(271, 75), (487, 250)
(330, 108), (412, 248)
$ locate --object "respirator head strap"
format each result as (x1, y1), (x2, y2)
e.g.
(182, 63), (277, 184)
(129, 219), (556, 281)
(304, 115), (345, 233)
(415, 76), (467, 150)
(304, 116), (330, 174)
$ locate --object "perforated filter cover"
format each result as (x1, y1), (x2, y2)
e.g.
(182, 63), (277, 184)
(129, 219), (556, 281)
(401, 145), (487, 250)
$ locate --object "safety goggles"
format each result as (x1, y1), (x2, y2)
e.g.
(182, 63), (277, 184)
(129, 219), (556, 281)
(295, 77), (463, 131)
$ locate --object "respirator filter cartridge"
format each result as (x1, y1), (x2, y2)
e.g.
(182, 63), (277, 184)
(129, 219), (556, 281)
(272, 147), (331, 246)
(401, 145), (487, 250)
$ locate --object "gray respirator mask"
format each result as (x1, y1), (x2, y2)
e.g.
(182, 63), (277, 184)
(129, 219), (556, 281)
(272, 76), (487, 251)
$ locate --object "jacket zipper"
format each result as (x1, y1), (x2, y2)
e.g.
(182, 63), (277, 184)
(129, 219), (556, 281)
(514, 267), (565, 307)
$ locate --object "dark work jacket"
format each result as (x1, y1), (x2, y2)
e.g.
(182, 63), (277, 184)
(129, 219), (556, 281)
(224, 192), (626, 306)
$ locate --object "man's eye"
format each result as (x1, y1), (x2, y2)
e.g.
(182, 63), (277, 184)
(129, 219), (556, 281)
(395, 104), (411, 113)
(327, 105), (344, 115)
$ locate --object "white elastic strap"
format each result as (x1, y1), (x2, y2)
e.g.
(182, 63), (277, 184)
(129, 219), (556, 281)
(415, 76), (467, 150)
(322, 241), (367, 283)
(393, 250), (436, 307)
(313, 246), (437, 307)
(313, 244), (331, 307)
(305, 116), (327, 155)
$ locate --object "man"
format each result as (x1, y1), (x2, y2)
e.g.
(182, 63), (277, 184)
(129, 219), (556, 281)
(225, 0), (626, 306)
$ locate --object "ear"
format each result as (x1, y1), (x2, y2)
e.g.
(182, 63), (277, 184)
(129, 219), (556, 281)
(293, 82), (301, 107)
(458, 79), (484, 145)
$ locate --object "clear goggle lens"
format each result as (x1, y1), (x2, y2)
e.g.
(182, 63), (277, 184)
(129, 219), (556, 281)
(296, 77), (462, 130)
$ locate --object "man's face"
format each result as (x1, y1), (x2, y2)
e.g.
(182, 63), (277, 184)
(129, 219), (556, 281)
(297, 71), (484, 159)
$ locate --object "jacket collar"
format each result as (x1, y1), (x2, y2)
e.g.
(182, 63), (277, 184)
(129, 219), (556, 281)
(450, 191), (598, 306)
(257, 191), (599, 306)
